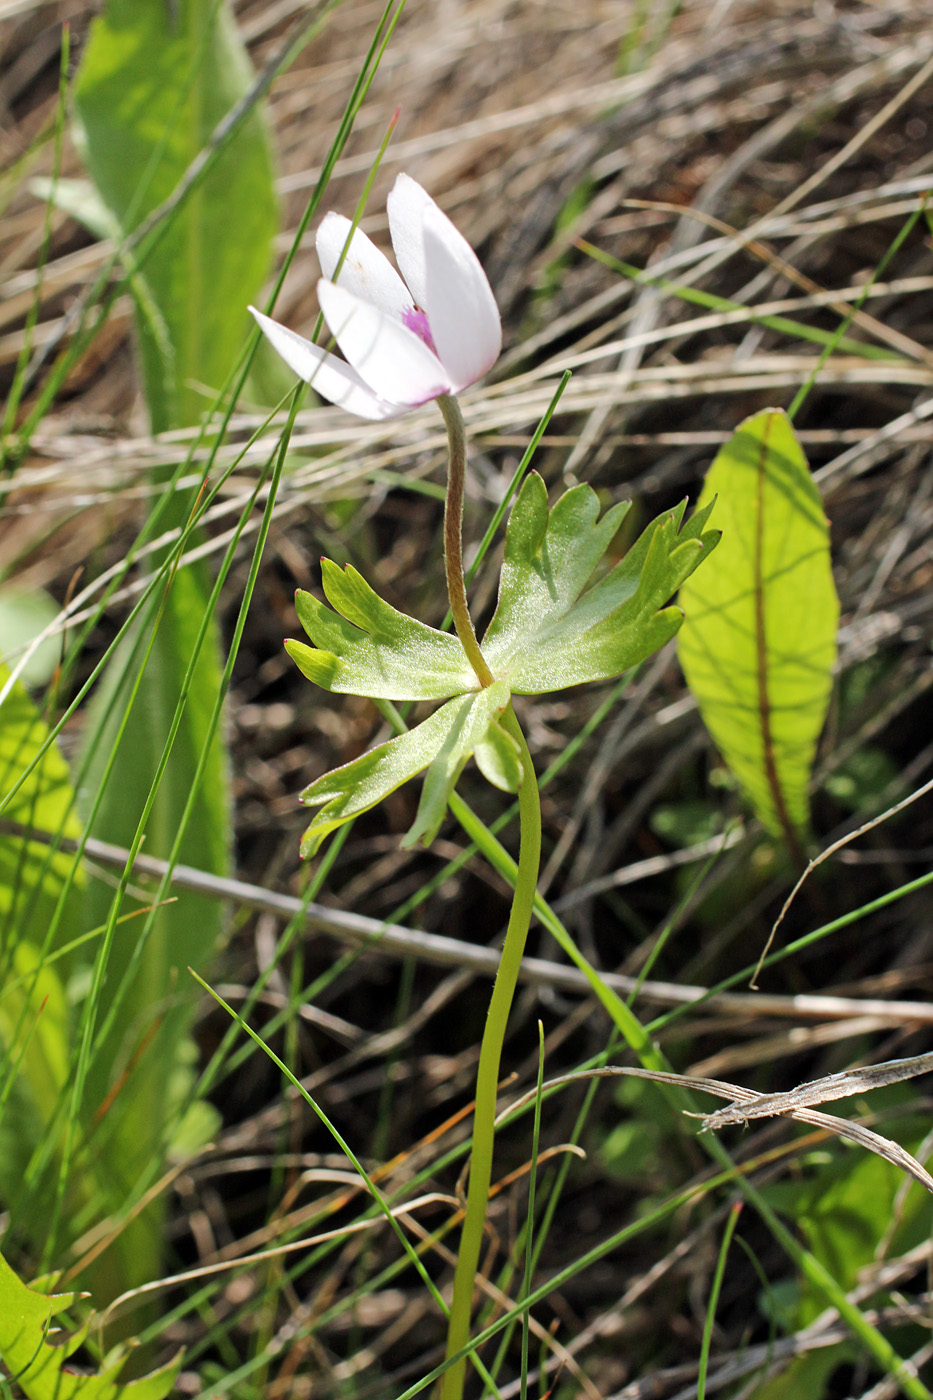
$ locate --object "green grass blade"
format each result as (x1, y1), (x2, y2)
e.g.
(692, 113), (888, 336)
(698, 1202), (741, 1400)
(520, 1023), (546, 1400)
(0, 28), (69, 448)
(578, 239), (903, 364)
(190, 973), (504, 1397)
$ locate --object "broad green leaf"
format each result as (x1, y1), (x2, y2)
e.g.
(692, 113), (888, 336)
(0, 663), (84, 951)
(0, 666), (83, 1239)
(78, 570), (230, 1299)
(0, 586), (61, 689)
(677, 409), (839, 841)
(0, 1249), (180, 1400)
(288, 559), (475, 701)
(750, 1349), (851, 1400)
(29, 177), (173, 371)
(298, 684), (511, 858)
(29, 176), (117, 242)
(0, 946), (72, 1246)
(482, 473), (720, 692)
(0, 942), (68, 1130)
(73, 0), (278, 431)
(70, 0), (273, 1298)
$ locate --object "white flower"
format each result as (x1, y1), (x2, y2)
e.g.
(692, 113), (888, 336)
(249, 174), (501, 420)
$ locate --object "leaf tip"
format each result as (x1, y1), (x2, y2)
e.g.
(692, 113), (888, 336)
(299, 826), (325, 860)
(285, 638), (340, 690)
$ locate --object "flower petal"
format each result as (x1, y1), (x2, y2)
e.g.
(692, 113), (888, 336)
(422, 202), (501, 391)
(316, 279), (450, 407)
(249, 306), (407, 420)
(386, 173), (434, 309)
(316, 212), (414, 321)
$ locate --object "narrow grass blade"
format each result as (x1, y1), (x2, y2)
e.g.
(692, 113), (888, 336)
(698, 1202), (741, 1400)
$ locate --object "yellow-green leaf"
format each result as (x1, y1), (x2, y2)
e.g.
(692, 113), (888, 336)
(0, 662), (84, 950)
(677, 408), (839, 843)
(289, 560), (474, 701)
(482, 473), (719, 693)
(0, 1249), (180, 1400)
(298, 684), (511, 858)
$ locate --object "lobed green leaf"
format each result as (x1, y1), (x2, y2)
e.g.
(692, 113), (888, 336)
(298, 682), (512, 858)
(474, 719), (523, 794)
(404, 681), (513, 847)
(482, 473), (719, 693)
(285, 478), (719, 852)
(482, 475), (630, 655)
(0, 1248), (180, 1400)
(288, 560), (475, 701)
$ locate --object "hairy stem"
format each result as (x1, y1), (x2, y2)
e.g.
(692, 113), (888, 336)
(437, 393), (494, 688)
(439, 705), (541, 1400)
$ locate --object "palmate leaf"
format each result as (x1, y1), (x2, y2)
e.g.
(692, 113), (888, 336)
(286, 475), (717, 855)
(0, 1249), (180, 1400)
(288, 476), (718, 706)
(677, 408), (839, 842)
(297, 682), (512, 858)
(481, 473), (720, 692)
(287, 559), (474, 701)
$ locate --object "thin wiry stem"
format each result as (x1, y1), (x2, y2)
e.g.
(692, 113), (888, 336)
(437, 394), (494, 688)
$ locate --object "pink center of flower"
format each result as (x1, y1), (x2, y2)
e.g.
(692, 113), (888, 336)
(402, 305), (438, 355)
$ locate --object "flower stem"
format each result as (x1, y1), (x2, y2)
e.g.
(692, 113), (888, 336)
(439, 704), (541, 1400)
(437, 394), (494, 689)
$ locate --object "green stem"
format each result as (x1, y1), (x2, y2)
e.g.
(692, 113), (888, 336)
(437, 394), (494, 688)
(440, 706), (541, 1400)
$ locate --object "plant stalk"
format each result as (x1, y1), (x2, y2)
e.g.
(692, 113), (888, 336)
(437, 391), (540, 1398)
(437, 394), (494, 689)
(439, 705), (541, 1400)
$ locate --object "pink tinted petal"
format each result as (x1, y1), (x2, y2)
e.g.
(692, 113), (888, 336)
(317, 278), (450, 406)
(316, 212), (413, 321)
(400, 305), (438, 354)
(249, 307), (406, 420)
(386, 173), (434, 308)
(422, 203), (501, 391)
